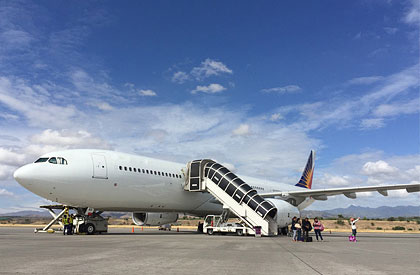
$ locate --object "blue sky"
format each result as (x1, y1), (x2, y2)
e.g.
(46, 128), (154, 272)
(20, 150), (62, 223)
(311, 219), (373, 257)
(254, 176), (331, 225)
(0, 0), (419, 213)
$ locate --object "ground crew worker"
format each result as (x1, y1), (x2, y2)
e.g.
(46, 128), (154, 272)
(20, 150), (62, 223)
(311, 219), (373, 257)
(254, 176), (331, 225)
(62, 213), (69, 235)
(68, 214), (74, 235)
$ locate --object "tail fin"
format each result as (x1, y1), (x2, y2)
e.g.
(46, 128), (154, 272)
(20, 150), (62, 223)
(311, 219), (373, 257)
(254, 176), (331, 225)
(295, 150), (315, 189)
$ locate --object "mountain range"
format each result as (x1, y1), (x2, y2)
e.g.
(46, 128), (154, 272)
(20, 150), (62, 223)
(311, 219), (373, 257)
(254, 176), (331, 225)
(1, 205), (419, 219)
(302, 205), (420, 219)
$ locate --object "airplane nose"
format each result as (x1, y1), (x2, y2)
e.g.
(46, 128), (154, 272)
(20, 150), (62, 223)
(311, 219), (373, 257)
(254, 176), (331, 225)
(13, 167), (23, 181)
(13, 165), (31, 186)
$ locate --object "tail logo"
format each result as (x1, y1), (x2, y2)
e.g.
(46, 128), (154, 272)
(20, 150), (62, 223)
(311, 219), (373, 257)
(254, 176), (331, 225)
(295, 150), (315, 189)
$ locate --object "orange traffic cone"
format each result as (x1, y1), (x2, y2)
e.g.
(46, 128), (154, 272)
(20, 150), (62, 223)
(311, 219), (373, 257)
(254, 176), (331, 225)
(132, 227), (134, 233)
(141, 226), (143, 231)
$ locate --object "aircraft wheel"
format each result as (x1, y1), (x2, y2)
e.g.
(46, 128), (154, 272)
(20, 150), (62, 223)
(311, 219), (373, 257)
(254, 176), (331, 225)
(236, 229), (244, 236)
(86, 223), (96, 235)
(207, 229), (214, 235)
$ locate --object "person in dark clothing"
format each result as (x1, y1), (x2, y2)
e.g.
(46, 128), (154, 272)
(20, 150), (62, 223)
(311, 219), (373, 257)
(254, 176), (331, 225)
(302, 217), (312, 242)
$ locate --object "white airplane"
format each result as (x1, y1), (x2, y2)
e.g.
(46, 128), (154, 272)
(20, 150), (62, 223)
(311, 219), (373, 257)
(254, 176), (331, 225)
(13, 149), (420, 233)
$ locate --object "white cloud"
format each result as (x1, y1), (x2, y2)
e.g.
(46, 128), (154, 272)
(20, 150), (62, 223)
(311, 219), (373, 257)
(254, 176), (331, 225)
(191, 58), (233, 80)
(353, 32), (362, 40)
(0, 148), (26, 166)
(360, 118), (385, 129)
(0, 76), (78, 128)
(0, 165), (14, 180)
(271, 64), (419, 132)
(0, 188), (14, 197)
(191, 83), (226, 94)
(232, 124), (250, 136)
(0, 29), (32, 49)
(30, 129), (110, 149)
(347, 76), (384, 85)
(171, 59), (233, 83)
(383, 27), (398, 35)
(269, 113), (283, 121)
(406, 165), (420, 179)
(138, 89), (157, 97)
(362, 160), (399, 176)
(404, 0), (420, 24)
(171, 71), (189, 83)
(87, 101), (113, 111)
(373, 99), (419, 117)
(320, 173), (351, 187)
(261, 85), (301, 94)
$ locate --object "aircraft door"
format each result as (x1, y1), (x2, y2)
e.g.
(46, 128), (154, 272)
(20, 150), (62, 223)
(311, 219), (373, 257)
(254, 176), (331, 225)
(92, 154), (108, 179)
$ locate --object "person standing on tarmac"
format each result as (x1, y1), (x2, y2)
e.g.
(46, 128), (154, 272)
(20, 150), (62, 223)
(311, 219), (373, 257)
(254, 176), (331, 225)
(302, 217), (312, 242)
(291, 217), (297, 241)
(68, 214), (74, 235)
(350, 217), (360, 237)
(62, 213), (69, 235)
(294, 218), (302, 241)
(313, 217), (324, 241)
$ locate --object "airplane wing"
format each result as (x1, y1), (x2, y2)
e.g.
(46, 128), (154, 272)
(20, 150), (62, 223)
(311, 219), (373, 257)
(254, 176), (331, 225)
(259, 183), (420, 200)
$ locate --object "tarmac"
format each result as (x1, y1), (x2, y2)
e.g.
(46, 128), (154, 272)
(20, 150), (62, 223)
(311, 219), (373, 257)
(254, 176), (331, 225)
(0, 227), (419, 275)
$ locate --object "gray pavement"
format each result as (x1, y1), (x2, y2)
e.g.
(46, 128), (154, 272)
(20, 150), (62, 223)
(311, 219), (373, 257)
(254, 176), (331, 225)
(0, 227), (419, 275)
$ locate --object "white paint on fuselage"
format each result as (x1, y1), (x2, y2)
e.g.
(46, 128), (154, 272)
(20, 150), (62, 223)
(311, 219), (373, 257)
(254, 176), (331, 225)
(15, 149), (304, 215)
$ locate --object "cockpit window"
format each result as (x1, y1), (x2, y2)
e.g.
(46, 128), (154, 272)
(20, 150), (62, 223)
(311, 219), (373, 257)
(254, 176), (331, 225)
(34, 158), (49, 163)
(57, 157), (68, 165)
(48, 157), (57, 164)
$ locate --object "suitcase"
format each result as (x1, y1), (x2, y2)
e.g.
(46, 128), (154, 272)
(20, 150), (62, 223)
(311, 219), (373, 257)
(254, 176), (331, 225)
(306, 236), (313, 242)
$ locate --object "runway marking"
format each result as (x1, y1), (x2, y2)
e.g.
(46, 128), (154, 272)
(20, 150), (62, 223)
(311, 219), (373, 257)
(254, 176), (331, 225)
(275, 239), (323, 275)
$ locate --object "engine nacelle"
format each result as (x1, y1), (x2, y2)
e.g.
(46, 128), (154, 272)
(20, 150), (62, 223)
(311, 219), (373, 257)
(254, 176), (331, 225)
(132, 212), (178, 226)
(266, 198), (300, 228)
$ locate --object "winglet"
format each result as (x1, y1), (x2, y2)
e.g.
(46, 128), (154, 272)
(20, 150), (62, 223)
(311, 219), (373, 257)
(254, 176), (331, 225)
(295, 150), (315, 189)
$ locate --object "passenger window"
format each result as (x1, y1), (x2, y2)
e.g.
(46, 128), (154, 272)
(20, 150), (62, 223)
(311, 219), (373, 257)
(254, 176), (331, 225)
(48, 157), (57, 164)
(154, 171), (157, 175)
(133, 168), (137, 172)
(158, 171), (161, 176)
(124, 167), (127, 171)
(34, 158), (49, 163)
(129, 167), (132, 172)
(138, 169), (141, 173)
(165, 173), (168, 177)
(119, 166), (122, 170)
(146, 170), (149, 174)
(142, 169), (145, 173)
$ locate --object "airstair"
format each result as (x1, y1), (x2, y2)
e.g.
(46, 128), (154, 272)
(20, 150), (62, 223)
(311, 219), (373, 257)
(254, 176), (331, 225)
(184, 159), (278, 236)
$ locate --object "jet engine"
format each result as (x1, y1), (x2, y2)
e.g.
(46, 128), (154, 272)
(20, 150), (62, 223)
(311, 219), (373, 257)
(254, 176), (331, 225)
(266, 198), (300, 228)
(132, 212), (179, 226)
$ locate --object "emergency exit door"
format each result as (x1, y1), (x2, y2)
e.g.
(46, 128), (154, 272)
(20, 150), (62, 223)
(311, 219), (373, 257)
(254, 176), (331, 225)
(92, 154), (108, 179)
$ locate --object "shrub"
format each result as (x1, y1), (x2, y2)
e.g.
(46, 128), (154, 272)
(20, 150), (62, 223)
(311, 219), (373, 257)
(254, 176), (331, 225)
(416, 220), (420, 225)
(408, 228), (413, 231)
(376, 227), (382, 230)
(336, 219), (345, 225)
(371, 222), (375, 226)
(392, 226), (405, 230)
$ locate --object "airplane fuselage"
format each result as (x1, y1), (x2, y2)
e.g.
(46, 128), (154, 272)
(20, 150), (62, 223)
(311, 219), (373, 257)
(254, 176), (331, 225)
(14, 149), (303, 216)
